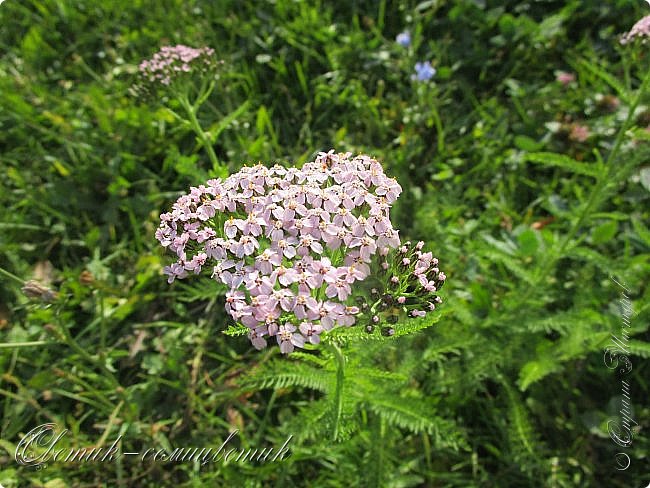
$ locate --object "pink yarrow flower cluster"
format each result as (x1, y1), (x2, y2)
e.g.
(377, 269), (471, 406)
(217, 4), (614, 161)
(138, 45), (219, 86)
(156, 151), (403, 353)
(620, 15), (650, 45)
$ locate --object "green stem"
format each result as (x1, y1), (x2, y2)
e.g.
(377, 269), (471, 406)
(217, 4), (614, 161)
(0, 266), (25, 285)
(369, 297), (383, 315)
(56, 322), (122, 391)
(195, 79), (216, 109)
(99, 290), (107, 351)
(374, 415), (386, 488)
(178, 94), (222, 173)
(431, 103), (445, 154)
(330, 342), (346, 441)
(255, 389), (278, 444)
(0, 341), (51, 348)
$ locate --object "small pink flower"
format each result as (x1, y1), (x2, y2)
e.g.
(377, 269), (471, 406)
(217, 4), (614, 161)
(277, 324), (305, 354)
(569, 124), (590, 142)
(249, 326), (268, 350)
(556, 71), (575, 86)
(299, 321), (323, 345)
(338, 305), (359, 326)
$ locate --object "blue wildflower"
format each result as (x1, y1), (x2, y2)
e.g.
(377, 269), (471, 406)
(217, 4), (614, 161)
(412, 61), (436, 82)
(396, 31), (411, 47)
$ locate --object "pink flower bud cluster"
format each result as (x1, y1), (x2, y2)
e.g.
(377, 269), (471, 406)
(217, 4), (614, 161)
(156, 151), (403, 353)
(620, 15), (650, 45)
(138, 45), (220, 86)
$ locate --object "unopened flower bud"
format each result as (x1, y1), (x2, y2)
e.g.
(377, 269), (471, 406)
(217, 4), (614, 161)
(381, 327), (395, 336)
(372, 315), (380, 323)
(79, 270), (95, 285)
(365, 325), (375, 333)
(52, 367), (66, 377)
(397, 296), (406, 304)
(21, 280), (58, 303)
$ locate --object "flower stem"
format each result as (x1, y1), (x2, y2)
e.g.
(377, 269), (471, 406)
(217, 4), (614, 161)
(374, 415), (386, 487)
(0, 266), (25, 285)
(178, 94), (224, 175)
(0, 341), (51, 349)
(54, 321), (122, 391)
(330, 342), (346, 441)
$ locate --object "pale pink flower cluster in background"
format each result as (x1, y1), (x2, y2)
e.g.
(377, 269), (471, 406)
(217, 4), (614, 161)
(569, 124), (590, 142)
(139, 45), (218, 85)
(555, 71), (575, 86)
(620, 15), (650, 45)
(156, 151), (403, 353)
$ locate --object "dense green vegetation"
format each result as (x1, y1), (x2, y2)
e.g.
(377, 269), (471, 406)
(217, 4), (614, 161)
(1, 1), (649, 486)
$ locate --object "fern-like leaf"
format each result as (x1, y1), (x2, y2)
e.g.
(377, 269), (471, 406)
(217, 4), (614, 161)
(222, 323), (249, 336)
(175, 278), (227, 302)
(502, 381), (541, 463)
(362, 395), (465, 449)
(325, 311), (447, 345)
(240, 360), (331, 392)
(566, 246), (617, 275)
(628, 340), (650, 358)
(526, 152), (600, 177)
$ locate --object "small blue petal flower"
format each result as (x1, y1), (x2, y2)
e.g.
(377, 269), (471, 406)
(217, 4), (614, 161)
(396, 31), (411, 47)
(412, 61), (436, 82)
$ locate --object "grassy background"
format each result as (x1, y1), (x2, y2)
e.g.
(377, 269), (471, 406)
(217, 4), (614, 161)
(1, 0), (649, 486)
